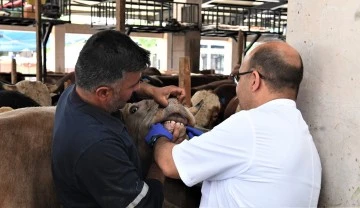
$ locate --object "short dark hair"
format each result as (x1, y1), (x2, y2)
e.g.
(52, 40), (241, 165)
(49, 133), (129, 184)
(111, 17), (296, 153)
(249, 45), (303, 93)
(75, 30), (150, 91)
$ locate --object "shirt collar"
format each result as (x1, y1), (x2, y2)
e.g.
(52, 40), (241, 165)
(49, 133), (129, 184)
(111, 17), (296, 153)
(68, 84), (125, 131)
(262, 98), (296, 107)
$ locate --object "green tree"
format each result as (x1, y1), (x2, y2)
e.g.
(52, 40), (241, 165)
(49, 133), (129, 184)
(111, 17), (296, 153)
(136, 38), (157, 50)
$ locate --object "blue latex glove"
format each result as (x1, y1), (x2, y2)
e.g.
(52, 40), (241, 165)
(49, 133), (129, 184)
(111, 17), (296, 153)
(145, 123), (173, 147)
(186, 126), (204, 139)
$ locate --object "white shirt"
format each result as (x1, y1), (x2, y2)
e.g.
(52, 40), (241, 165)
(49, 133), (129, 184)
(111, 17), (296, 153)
(173, 99), (322, 208)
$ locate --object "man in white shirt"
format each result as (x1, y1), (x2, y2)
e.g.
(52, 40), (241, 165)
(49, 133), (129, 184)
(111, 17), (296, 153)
(145, 41), (322, 207)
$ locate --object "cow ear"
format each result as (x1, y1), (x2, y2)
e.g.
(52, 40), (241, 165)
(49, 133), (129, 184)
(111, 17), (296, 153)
(2, 84), (17, 91)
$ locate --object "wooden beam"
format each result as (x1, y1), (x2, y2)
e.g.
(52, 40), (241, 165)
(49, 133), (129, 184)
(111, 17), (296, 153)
(35, 0), (42, 81)
(11, 58), (17, 84)
(179, 57), (191, 107)
(63, 24), (98, 34)
(0, 25), (36, 31)
(116, 0), (126, 33)
(237, 30), (245, 65)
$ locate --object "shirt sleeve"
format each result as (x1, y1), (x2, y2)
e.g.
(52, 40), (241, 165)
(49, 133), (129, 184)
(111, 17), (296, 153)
(172, 111), (255, 187)
(75, 138), (163, 208)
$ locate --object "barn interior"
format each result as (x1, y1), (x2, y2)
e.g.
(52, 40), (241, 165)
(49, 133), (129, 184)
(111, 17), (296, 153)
(1, 0), (360, 207)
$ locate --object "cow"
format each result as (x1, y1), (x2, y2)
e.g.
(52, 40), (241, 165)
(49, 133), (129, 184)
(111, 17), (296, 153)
(223, 96), (241, 120)
(212, 83), (237, 125)
(190, 90), (221, 129)
(0, 106), (13, 113)
(143, 67), (162, 76)
(154, 74), (229, 88)
(121, 98), (201, 207)
(0, 106), (58, 208)
(0, 98), (201, 208)
(0, 90), (41, 109)
(46, 72), (75, 95)
(0, 81), (41, 109)
(1, 80), (51, 106)
(0, 72), (25, 83)
(190, 78), (234, 95)
(46, 72), (76, 105)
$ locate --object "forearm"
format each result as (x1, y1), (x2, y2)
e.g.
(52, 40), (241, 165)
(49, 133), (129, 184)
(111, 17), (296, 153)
(153, 137), (180, 179)
(135, 81), (156, 98)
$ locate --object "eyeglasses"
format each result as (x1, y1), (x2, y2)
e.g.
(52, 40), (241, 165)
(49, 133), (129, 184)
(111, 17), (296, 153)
(231, 70), (265, 84)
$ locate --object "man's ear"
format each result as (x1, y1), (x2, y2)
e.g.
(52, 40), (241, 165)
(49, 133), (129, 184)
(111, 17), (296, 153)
(250, 71), (261, 92)
(95, 86), (112, 100)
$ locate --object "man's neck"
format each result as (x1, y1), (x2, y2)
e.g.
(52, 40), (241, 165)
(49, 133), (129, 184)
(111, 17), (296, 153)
(76, 86), (108, 112)
(254, 90), (297, 109)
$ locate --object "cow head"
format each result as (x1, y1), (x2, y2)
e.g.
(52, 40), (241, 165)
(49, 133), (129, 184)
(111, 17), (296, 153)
(120, 98), (196, 174)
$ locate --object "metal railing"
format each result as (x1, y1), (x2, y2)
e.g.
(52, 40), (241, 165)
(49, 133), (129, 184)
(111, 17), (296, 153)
(91, 0), (199, 32)
(202, 5), (286, 34)
(0, 0), (70, 22)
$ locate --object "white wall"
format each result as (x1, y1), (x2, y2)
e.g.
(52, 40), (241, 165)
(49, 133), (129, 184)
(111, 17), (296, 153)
(287, 0), (360, 206)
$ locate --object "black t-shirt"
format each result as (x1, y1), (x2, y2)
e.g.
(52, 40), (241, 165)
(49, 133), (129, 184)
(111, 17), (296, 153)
(52, 85), (163, 208)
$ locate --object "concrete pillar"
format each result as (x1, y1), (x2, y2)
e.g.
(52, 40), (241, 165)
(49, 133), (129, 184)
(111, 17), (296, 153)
(164, 0), (201, 73)
(166, 31), (201, 72)
(165, 33), (173, 70)
(287, 0), (360, 206)
(156, 33), (168, 71)
(52, 25), (65, 73)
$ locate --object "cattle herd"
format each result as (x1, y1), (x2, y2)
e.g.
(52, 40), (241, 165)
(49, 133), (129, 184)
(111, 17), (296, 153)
(0, 71), (240, 208)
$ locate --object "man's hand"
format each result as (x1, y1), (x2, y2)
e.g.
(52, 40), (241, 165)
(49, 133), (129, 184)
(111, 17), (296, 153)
(145, 123), (173, 147)
(152, 85), (186, 107)
(170, 122), (187, 144)
(137, 82), (186, 107)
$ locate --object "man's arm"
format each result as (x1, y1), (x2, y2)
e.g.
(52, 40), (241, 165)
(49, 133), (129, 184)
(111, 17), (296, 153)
(153, 137), (180, 179)
(135, 82), (186, 107)
(144, 121), (188, 179)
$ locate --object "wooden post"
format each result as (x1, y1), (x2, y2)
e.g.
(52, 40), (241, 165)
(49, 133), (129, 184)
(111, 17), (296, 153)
(179, 57), (191, 107)
(11, 58), (17, 84)
(35, 0), (42, 81)
(116, 0), (126, 33)
(237, 31), (245, 65)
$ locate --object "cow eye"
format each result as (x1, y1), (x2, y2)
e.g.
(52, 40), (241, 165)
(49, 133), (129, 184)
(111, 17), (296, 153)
(129, 106), (138, 114)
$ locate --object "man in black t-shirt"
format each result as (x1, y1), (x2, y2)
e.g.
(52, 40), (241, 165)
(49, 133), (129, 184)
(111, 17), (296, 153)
(52, 30), (186, 208)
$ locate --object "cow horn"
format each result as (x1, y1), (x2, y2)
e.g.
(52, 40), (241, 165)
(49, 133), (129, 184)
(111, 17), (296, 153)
(2, 83), (17, 91)
(187, 99), (204, 116)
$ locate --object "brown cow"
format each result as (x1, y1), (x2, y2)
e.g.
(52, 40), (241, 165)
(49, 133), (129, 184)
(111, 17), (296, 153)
(0, 106), (13, 113)
(223, 96), (241, 120)
(0, 98), (200, 208)
(121, 98), (201, 207)
(0, 107), (58, 208)
(190, 90), (221, 129)
(1, 80), (51, 106)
